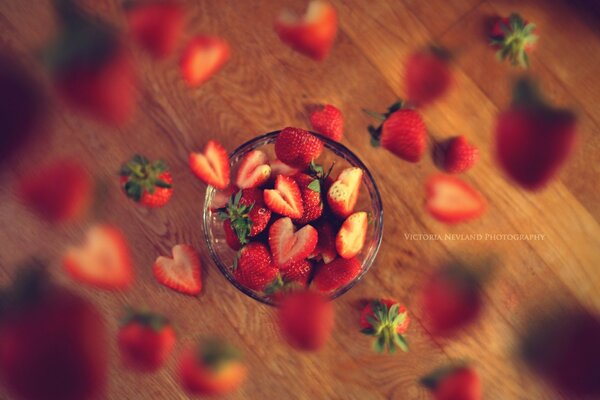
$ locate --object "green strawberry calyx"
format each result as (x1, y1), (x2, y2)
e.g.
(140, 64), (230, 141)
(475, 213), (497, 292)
(120, 307), (170, 332)
(120, 154), (171, 203)
(218, 191), (254, 245)
(420, 363), (470, 390)
(490, 13), (538, 68)
(361, 300), (409, 354)
(197, 338), (243, 372)
(364, 100), (407, 147)
(307, 161), (335, 193)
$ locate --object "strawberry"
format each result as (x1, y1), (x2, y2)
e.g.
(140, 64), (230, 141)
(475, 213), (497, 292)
(293, 171), (324, 224)
(233, 242), (278, 291)
(489, 13), (537, 68)
(264, 175), (304, 219)
(366, 101), (427, 162)
(63, 224), (134, 289)
(235, 150), (271, 189)
(274, 1), (338, 61)
(280, 259), (313, 286)
(210, 185), (237, 210)
(405, 47), (453, 107)
(327, 167), (363, 218)
(275, 127), (324, 168)
(336, 211), (367, 259)
(312, 257), (361, 294)
(0, 263), (107, 400)
(180, 35), (230, 86)
(421, 365), (481, 400)
(268, 217), (318, 268)
(425, 175), (486, 224)
(313, 220), (337, 263)
(153, 244), (202, 296)
(269, 159), (300, 177)
(496, 78), (577, 190)
(179, 339), (247, 396)
(360, 299), (409, 353)
(219, 189), (272, 245)
(117, 308), (176, 372)
(189, 140), (230, 189)
(125, 0), (184, 59)
(120, 155), (173, 208)
(17, 159), (93, 223)
(223, 220), (242, 250)
(443, 136), (479, 174)
(309, 104), (343, 141)
(278, 291), (334, 351)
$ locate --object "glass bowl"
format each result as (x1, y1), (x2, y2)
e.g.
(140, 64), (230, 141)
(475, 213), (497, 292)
(202, 130), (383, 306)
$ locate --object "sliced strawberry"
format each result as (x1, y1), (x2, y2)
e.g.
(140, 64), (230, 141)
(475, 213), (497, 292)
(233, 242), (278, 292)
(327, 167), (363, 217)
(153, 244), (202, 296)
(268, 217), (318, 268)
(264, 175), (304, 219)
(235, 150), (271, 189)
(189, 140), (230, 189)
(336, 211), (367, 259)
(425, 175), (486, 224)
(313, 221), (337, 263)
(63, 224), (134, 289)
(309, 104), (343, 142)
(269, 159), (300, 177)
(312, 257), (361, 294)
(180, 36), (230, 86)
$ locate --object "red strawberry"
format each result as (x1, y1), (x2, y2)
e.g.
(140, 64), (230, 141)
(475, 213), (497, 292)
(278, 291), (334, 351)
(125, 0), (185, 59)
(233, 242), (278, 291)
(309, 104), (343, 141)
(264, 175), (304, 219)
(405, 47), (453, 107)
(489, 13), (537, 68)
(189, 140), (230, 189)
(120, 155), (173, 208)
(180, 36), (230, 86)
(220, 189), (272, 245)
(223, 220), (242, 250)
(275, 127), (324, 168)
(63, 224), (134, 289)
(153, 244), (202, 296)
(336, 211), (367, 259)
(313, 257), (361, 294)
(313, 221), (337, 263)
(210, 185), (237, 210)
(421, 365), (481, 400)
(268, 217), (318, 268)
(117, 308), (176, 372)
(235, 150), (271, 189)
(425, 175), (486, 224)
(327, 167), (363, 218)
(360, 299), (409, 353)
(274, 1), (338, 61)
(293, 172), (324, 224)
(17, 159), (93, 223)
(0, 263), (107, 400)
(269, 159), (300, 177)
(444, 136), (479, 174)
(280, 259), (313, 286)
(179, 339), (247, 396)
(366, 101), (427, 162)
(496, 78), (577, 190)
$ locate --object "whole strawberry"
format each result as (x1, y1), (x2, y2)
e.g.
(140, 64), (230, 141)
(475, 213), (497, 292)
(117, 308), (176, 372)
(313, 257), (361, 294)
(405, 47), (453, 107)
(309, 104), (344, 141)
(489, 13), (537, 68)
(366, 101), (427, 162)
(275, 127), (324, 168)
(120, 155), (173, 208)
(293, 171), (325, 224)
(421, 365), (481, 400)
(443, 136), (479, 173)
(360, 298), (409, 353)
(219, 189), (272, 245)
(496, 78), (577, 190)
(278, 291), (334, 351)
(233, 242), (278, 292)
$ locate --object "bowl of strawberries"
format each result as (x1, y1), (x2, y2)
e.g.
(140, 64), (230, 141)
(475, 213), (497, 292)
(202, 127), (383, 305)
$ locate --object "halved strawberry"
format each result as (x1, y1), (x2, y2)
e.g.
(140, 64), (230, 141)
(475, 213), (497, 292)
(268, 217), (318, 268)
(264, 175), (304, 219)
(425, 175), (486, 224)
(153, 244), (202, 296)
(336, 211), (367, 259)
(189, 140), (230, 189)
(233, 242), (278, 292)
(63, 224), (133, 289)
(269, 159), (300, 177)
(312, 257), (361, 294)
(293, 172), (324, 224)
(327, 167), (363, 217)
(274, 1), (338, 61)
(312, 221), (337, 263)
(235, 150), (271, 189)
(180, 36), (229, 86)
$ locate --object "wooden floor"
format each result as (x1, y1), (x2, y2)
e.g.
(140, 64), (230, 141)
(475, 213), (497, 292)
(1, 0), (599, 399)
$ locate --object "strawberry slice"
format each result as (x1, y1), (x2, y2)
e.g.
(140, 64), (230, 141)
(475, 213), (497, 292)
(274, 1), (338, 61)
(235, 150), (271, 189)
(153, 244), (202, 295)
(264, 175), (304, 219)
(269, 217), (318, 268)
(336, 211), (367, 259)
(189, 140), (230, 189)
(425, 175), (486, 224)
(180, 36), (230, 86)
(313, 257), (361, 294)
(269, 159), (300, 177)
(327, 167), (363, 217)
(63, 224), (133, 289)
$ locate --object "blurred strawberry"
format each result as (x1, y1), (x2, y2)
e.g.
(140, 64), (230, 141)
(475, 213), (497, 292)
(309, 104), (343, 141)
(421, 365), (481, 400)
(269, 159), (300, 177)
(233, 242), (278, 292)
(405, 47), (453, 107)
(275, 127), (324, 169)
(496, 78), (577, 190)
(125, 0), (185, 59)
(425, 175), (486, 224)
(313, 256), (361, 294)
(189, 140), (230, 189)
(443, 136), (479, 174)
(120, 155), (173, 208)
(219, 189), (272, 245)
(17, 159), (93, 223)
(0, 262), (107, 400)
(274, 0), (337, 61)
(153, 244), (202, 296)
(180, 36), (230, 86)
(489, 13), (537, 68)
(360, 298), (409, 353)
